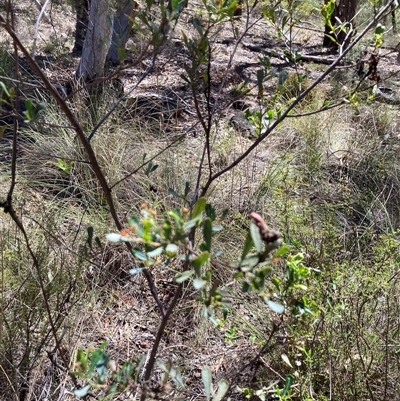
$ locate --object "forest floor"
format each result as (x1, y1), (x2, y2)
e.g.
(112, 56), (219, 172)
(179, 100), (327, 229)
(2, 1), (400, 400)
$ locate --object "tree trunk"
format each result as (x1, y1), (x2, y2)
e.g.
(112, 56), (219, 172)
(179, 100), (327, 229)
(323, 0), (358, 50)
(76, 0), (114, 81)
(106, 0), (135, 65)
(72, 0), (91, 56)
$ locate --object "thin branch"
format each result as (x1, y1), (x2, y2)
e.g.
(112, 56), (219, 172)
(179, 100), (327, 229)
(110, 133), (186, 189)
(6, 206), (78, 386)
(223, 323), (280, 400)
(88, 59), (155, 142)
(285, 100), (346, 118)
(0, 13), (165, 316)
(200, 0), (397, 197)
(31, 0), (51, 58)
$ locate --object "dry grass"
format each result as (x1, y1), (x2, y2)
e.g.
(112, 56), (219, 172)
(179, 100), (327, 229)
(1, 0), (400, 400)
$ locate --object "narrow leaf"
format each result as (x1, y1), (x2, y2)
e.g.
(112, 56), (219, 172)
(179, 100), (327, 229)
(257, 69), (264, 88)
(183, 214), (202, 230)
(203, 218), (212, 252)
(266, 299), (285, 314)
(281, 353), (293, 368)
(241, 230), (254, 261)
(193, 197), (207, 218)
(282, 374), (294, 396)
(129, 268), (144, 275)
(213, 379), (229, 401)
(117, 47), (126, 61)
(175, 270), (194, 283)
(250, 221), (263, 253)
(170, 366), (185, 389)
(202, 367), (212, 400)
(133, 249), (148, 261)
(191, 252), (210, 272)
(168, 188), (182, 199)
(87, 226), (94, 248)
(74, 385), (91, 398)
(184, 181), (191, 197)
(0, 81), (10, 97)
(147, 247), (164, 258)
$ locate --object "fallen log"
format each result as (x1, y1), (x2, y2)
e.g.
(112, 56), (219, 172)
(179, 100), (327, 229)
(242, 42), (337, 65)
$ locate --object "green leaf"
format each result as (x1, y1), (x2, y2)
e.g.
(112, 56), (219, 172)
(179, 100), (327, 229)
(205, 203), (216, 221)
(175, 269), (194, 283)
(147, 246), (164, 258)
(74, 385), (91, 398)
(168, 188), (182, 199)
(239, 255), (260, 269)
(213, 379), (229, 401)
(183, 213), (202, 230)
(263, 6), (276, 22)
(282, 374), (294, 396)
(133, 248), (148, 261)
(193, 278), (207, 289)
(127, 216), (143, 237)
(193, 197), (207, 218)
(184, 181), (191, 197)
(275, 244), (290, 257)
(191, 252), (210, 273)
(170, 365), (185, 389)
(202, 367), (212, 400)
(257, 69), (264, 87)
(250, 221), (263, 254)
(375, 23), (385, 35)
(257, 69), (264, 97)
(192, 17), (203, 35)
(203, 218), (212, 252)
(278, 70), (288, 86)
(0, 81), (10, 98)
(241, 231), (254, 261)
(293, 284), (308, 290)
(76, 349), (88, 372)
(88, 348), (109, 378)
(272, 277), (280, 291)
(266, 299), (285, 314)
(86, 226), (94, 249)
(118, 47), (126, 61)
(24, 99), (33, 113)
(106, 382), (118, 395)
(95, 236), (102, 248)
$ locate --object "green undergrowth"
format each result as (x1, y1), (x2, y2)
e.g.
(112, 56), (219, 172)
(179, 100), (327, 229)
(2, 29), (400, 400)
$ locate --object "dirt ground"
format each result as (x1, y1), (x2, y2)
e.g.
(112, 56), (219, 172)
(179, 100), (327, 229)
(2, 1), (400, 400)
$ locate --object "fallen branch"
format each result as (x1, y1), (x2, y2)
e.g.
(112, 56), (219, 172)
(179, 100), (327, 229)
(242, 41), (337, 65)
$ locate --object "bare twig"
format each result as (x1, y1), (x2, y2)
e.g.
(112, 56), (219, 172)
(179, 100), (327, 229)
(0, 3), (167, 323)
(200, 0), (397, 197)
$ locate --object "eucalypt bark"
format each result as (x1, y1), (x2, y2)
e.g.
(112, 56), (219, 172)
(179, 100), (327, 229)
(73, 199), (318, 398)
